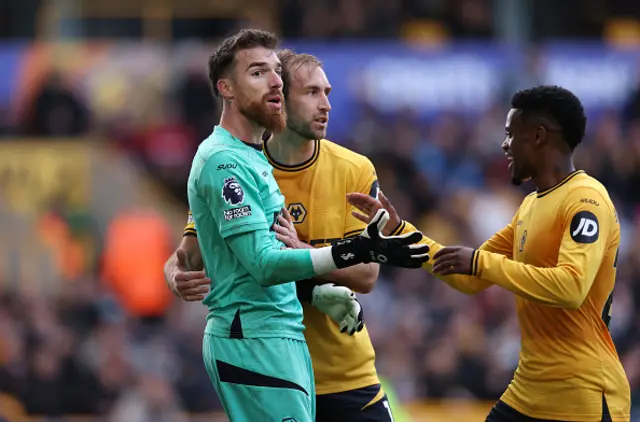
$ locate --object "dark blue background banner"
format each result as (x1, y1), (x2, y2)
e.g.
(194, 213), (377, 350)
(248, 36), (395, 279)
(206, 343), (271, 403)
(1, 42), (640, 138)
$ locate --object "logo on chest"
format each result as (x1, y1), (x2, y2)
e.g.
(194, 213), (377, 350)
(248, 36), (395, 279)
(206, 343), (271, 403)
(286, 203), (307, 224)
(519, 229), (528, 252)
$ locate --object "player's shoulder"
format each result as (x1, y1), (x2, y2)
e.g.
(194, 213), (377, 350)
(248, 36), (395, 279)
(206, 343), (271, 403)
(564, 172), (618, 242)
(196, 129), (253, 168)
(319, 139), (375, 172)
(519, 190), (538, 209)
(521, 171), (613, 210)
(561, 172), (618, 234)
(566, 171), (615, 209)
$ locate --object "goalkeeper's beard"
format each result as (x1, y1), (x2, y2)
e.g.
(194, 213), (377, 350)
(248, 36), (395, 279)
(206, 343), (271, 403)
(237, 90), (287, 133)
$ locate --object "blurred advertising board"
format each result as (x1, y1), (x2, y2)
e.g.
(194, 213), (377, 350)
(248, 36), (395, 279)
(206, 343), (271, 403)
(1, 42), (640, 139)
(0, 140), (93, 294)
(0, 140), (91, 214)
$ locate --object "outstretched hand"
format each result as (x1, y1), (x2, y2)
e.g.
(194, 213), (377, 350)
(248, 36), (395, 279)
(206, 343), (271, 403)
(431, 246), (475, 276)
(347, 191), (402, 236)
(330, 208), (430, 269)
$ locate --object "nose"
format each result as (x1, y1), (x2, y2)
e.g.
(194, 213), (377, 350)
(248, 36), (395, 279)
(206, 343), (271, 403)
(270, 71), (283, 90)
(320, 95), (331, 112)
(501, 137), (510, 153)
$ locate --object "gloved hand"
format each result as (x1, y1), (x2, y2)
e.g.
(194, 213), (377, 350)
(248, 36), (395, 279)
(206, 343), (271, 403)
(331, 209), (430, 269)
(311, 283), (364, 336)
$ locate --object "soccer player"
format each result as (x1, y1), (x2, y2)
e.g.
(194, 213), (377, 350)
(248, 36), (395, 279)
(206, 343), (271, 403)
(167, 48), (402, 422)
(169, 29), (430, 422)
(347, 86), (631, 422)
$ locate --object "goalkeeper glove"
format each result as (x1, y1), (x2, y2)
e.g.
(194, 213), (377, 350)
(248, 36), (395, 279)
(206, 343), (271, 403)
(311, 283), (364, 336)
(331, 209), (430, 269)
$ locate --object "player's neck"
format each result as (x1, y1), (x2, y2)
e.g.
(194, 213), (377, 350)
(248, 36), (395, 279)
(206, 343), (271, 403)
(267, 130), (315, 166)
(533, 156), (576, 192)
(219, 108), (265, 145)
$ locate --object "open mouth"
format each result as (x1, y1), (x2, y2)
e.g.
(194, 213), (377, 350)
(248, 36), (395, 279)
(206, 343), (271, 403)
(266, 95), (282, 107)
(315, 116), (328, 125)
(506, 155), (514, 169)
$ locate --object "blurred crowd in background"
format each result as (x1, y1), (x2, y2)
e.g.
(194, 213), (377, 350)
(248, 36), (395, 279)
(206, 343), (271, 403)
(1, 0), (640, 421)
(4, 0), (640, 41)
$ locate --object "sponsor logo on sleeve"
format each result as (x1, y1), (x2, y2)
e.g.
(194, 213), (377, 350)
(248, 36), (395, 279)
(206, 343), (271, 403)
(217, 163), (237, 170)
(580, 198), (599, 206)
(570, 211), (599, 243)
(224, 206), (252, 221)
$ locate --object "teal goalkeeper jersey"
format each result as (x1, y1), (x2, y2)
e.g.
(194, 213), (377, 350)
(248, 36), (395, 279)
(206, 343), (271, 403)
(188, 126), (318, 340)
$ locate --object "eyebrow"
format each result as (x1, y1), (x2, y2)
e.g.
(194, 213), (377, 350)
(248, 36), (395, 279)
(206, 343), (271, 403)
(304, 83), (331, 91)
(246, 61), (268, 71)
(246, 61), (281, 72)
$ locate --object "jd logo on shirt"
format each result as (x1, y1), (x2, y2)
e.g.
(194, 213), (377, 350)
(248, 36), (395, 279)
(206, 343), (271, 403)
(570, 211), (599, 244)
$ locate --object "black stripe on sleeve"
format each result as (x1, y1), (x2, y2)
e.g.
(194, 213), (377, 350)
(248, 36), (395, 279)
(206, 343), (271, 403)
(390, 221), (406, 236)
(472, 249), (480, 276)
(344, 229), (363, 238)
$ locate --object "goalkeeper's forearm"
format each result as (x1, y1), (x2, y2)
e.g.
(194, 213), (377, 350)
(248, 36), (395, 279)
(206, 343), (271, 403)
(292, 242), (378, 294)
(227, 230), (359, 287)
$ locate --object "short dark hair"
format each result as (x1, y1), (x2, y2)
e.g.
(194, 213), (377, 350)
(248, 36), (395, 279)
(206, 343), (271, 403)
(511, 85), (587, 150)
(277, 49), (323, 98)
(208, 29), (280, 96)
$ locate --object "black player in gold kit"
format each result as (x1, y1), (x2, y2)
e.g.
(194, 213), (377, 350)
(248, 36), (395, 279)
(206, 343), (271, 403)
(349, 86), (631, 422)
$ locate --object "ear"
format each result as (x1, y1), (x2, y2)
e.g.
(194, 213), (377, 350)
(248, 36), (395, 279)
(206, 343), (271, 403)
(217, 78), (234, 101)
(533, 125), (548, 147)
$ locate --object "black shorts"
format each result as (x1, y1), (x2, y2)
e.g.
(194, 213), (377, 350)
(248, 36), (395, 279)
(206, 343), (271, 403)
(485, 397), (612, 422)
(316, 384), (394, 422)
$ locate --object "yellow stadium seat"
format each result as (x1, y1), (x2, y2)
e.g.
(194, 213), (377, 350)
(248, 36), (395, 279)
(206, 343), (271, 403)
(604, 18), (640, 47)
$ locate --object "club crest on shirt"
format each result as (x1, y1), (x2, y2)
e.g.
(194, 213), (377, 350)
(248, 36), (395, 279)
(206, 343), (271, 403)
(519, 229), (528, 252)
(287, 203), (307, 224)
(222, 176), (244, 205)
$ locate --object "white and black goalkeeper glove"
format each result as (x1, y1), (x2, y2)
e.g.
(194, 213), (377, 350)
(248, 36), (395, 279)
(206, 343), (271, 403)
(330, 209), (430, 269)
(311, 283), (364, 336)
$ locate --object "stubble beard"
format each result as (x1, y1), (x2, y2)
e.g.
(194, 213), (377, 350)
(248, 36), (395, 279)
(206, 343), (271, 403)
(286, 114), (323, 141)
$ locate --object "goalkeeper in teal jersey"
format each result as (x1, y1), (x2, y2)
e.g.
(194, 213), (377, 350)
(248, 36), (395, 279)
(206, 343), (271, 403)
(186, 29), (430, 422)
